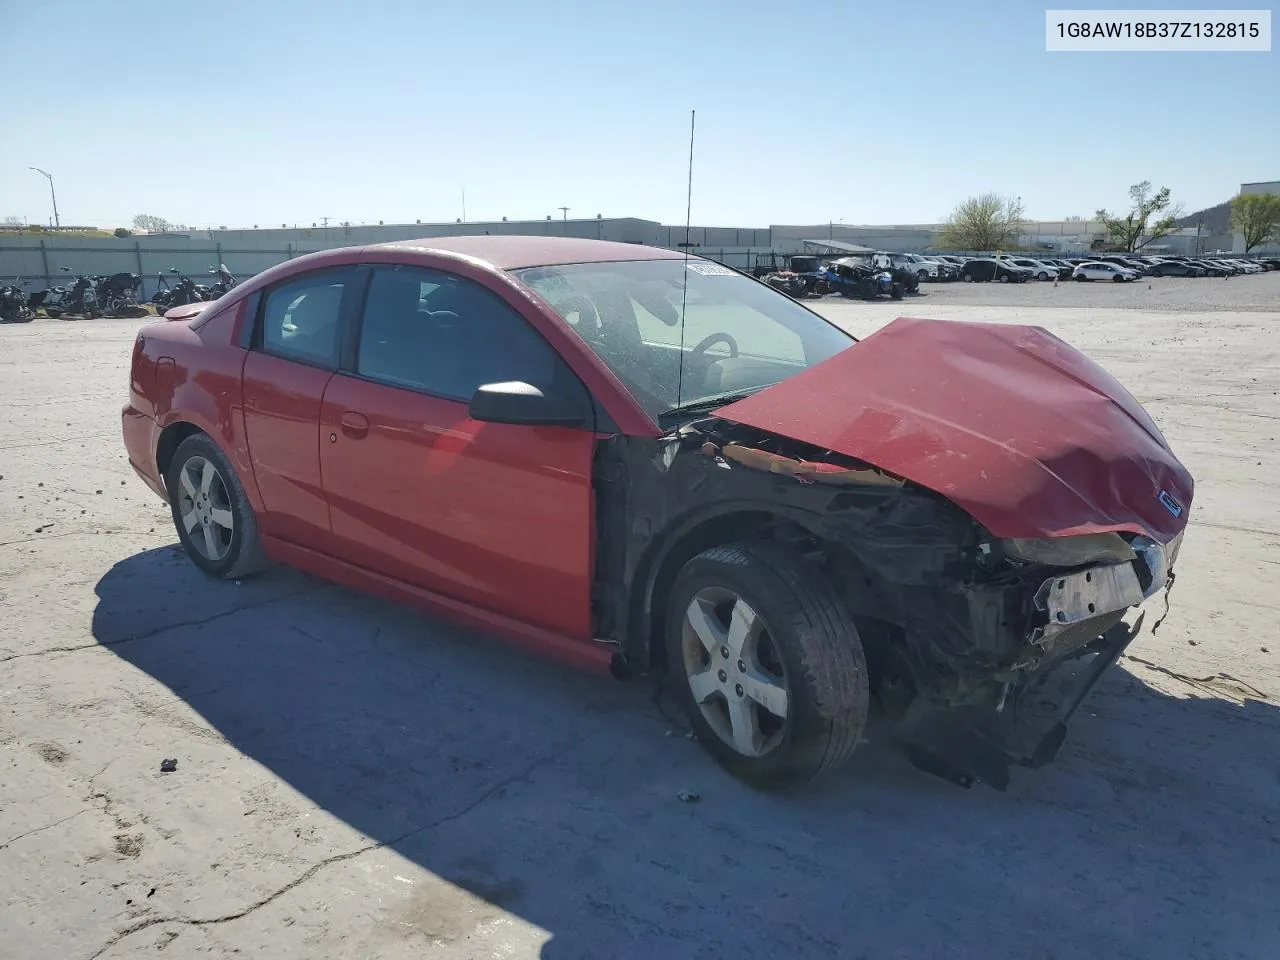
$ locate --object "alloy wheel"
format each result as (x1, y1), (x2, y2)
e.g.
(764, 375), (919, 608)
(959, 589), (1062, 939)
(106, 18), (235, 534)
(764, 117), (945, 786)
(177, 456), (234, 561)
(681, 586), (790, 758)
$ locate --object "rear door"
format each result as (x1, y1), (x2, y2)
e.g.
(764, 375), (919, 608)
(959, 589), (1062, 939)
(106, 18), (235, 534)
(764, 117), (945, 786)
(317, 264), (599, 639)
(241, 266), (359, 551)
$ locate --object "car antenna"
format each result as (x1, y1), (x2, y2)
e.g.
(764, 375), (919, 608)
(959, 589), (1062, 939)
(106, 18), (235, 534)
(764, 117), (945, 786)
(675, 108), (695, 412)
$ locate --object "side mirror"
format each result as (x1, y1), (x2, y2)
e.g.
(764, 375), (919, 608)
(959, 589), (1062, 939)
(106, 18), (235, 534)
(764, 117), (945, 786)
(60, 266), (71, 272)
(468, 381), (588, 428)
(170, 267), (180, 274)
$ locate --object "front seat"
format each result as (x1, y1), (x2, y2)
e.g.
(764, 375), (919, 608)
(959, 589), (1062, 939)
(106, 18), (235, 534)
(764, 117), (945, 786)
(285, 285), (345, 362)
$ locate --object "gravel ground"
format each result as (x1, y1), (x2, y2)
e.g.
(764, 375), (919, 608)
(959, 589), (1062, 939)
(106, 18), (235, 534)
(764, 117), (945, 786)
(1, 280), (1278, 960)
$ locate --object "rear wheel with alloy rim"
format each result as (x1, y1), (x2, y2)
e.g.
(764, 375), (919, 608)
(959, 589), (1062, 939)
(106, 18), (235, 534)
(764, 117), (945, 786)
(666, 541), (868, 788)
(166, 433), (271, 579)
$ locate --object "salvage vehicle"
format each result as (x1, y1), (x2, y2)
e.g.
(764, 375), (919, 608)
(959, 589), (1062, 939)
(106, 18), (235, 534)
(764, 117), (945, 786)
(122, 236), (1193, 790)
(960, 258), (1032, 283)
(822, 257), (905, 300)
(762, 256), (829, 298)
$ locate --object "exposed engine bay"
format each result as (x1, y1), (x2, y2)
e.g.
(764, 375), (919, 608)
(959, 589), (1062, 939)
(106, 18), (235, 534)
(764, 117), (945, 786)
(591, 417), (1181, 789)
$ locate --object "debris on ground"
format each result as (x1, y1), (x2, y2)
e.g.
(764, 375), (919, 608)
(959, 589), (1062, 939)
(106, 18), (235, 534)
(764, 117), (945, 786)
(159, 758), (178, 773)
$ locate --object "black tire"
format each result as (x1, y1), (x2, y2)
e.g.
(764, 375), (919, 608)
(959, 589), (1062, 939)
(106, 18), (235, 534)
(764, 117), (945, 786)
(1113, 274), (1124, 282)
(890, 282), (904, 300)
(962, 272), (973, 282)
(1075, 274), (1087, 281)
(665, 541), (869, 788)
(165, 433), (271, 580)
(998, 273), (1009, 283)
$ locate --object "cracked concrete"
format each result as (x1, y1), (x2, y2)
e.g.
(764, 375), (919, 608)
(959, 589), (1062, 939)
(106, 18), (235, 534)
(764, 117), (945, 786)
(1, 293), (1279, 960)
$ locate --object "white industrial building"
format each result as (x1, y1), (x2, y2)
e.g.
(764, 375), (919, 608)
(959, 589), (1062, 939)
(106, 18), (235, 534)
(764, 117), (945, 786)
(3, 185), (1275, 293)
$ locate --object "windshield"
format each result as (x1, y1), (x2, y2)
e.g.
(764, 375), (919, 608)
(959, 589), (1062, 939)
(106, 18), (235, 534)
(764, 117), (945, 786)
(513, 258), (855, 420)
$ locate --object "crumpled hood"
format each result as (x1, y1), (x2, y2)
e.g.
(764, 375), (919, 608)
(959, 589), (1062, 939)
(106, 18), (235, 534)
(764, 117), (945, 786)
(716, 316), (1194, 543)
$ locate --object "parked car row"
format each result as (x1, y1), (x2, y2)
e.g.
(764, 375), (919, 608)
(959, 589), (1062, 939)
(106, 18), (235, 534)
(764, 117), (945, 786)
(1060, 253), (1280, 280)
(911, 252), (1280, 284)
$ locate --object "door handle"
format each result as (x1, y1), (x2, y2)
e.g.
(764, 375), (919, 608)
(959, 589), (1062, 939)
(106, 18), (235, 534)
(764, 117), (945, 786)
(339, 411), (369, 439)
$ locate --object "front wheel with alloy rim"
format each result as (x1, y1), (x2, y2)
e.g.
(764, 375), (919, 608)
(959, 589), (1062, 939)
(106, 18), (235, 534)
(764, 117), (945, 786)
(165, 433), (271, 579)
(666, 541), (869, 788)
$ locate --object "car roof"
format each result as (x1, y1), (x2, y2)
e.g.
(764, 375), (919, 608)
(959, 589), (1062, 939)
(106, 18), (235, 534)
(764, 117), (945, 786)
(371, 235), (686, 270)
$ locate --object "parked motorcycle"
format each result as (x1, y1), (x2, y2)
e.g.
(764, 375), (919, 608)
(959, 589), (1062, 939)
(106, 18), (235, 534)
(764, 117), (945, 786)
(95, 272), (144, 317)
(42, 267), (99, 319)
(149, 267), (205, 313)
(0, 277), (36, 322)
(205, 264), (237, 300)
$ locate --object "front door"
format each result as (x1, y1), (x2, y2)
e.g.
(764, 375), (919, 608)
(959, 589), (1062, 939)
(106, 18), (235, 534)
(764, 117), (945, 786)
(318, 264), (598, 639)
(241, 266), (358, 551)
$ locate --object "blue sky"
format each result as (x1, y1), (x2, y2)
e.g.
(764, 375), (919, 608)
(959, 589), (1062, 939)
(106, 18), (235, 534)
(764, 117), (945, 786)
(2, 0), (1275, 229)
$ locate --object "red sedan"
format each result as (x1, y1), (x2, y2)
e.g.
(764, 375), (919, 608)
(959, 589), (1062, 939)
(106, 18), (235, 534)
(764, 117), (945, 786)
(122, 236), (1193, 790)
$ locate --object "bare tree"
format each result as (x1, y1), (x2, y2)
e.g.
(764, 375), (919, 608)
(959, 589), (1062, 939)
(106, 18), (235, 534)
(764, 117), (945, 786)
(1095, 181), (1183, 252)
(3, 215), (22, 227)
(938, 193), (1025, 250)
(132, 214), (172, 234)
(1230, 192), (1280, 252)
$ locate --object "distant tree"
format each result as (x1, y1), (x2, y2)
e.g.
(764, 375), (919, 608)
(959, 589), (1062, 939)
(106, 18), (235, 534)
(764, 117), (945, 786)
(938, 193), (1025, 250)
(132, 214), (172, 233)
(1095, 181), (1183, 252)
(1230, 192), (1280, 252)
(3, 215), (22, 227)
(113, 227), (132, 238)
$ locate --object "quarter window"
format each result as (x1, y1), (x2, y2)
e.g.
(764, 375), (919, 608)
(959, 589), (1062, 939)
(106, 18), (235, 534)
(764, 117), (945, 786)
(259, 270), (352, 367)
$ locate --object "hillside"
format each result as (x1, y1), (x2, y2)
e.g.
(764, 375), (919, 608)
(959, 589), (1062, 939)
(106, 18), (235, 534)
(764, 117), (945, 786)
(1176, 200), (1231, 234)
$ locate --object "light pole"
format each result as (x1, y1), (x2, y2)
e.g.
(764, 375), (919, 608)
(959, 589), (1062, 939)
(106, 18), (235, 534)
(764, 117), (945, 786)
(557, 206), (569, 236)
(29, 167), (60, 228)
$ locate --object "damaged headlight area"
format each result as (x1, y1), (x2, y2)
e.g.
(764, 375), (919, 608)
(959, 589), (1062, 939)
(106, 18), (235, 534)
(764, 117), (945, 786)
(1001, 533), (1136, 567)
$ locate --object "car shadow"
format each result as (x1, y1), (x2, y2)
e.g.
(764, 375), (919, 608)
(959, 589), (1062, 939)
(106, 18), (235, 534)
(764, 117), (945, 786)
(93, 546), (1280, 959)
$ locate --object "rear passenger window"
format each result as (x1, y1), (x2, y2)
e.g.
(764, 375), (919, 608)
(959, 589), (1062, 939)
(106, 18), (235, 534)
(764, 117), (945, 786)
(356, 265), (572, 403)
(259, 270), (352, 368)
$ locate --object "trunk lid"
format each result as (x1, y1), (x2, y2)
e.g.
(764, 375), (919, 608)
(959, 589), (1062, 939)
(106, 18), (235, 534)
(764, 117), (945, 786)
(715, 316), (1193, 542)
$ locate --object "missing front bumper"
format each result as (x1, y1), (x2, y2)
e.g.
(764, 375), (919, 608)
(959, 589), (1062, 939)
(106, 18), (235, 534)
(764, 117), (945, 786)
(896, 612), (1145, 790)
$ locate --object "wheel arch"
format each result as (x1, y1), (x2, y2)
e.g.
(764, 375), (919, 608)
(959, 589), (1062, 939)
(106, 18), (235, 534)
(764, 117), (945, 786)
(155, 421), (205, 488)
(628, 501), (825, 672)
(155, 418), (265, 513)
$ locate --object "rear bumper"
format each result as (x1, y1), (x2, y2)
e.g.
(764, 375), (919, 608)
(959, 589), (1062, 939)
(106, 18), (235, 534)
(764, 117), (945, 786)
(122, 403), (166, 501)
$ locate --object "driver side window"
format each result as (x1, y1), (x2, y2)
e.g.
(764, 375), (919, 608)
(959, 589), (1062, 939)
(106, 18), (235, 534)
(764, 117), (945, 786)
(355, 265), (581, 404)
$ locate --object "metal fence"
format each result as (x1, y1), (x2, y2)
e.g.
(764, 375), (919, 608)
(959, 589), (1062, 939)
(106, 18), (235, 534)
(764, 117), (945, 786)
(0, 238), (787, 297)
(0, 239), (330, 299)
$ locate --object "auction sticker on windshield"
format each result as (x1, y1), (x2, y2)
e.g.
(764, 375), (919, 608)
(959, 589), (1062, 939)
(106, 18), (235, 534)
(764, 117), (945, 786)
(1046, 9), (1271, 50)
(686, 262), (737, 276)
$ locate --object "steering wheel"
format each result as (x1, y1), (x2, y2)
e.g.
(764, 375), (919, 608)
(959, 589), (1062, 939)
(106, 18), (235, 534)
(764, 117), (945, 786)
(552, 294), (601, 338)
(691, 332), (739, 360)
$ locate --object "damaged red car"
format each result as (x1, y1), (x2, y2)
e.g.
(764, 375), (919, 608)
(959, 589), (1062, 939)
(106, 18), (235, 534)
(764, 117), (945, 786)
(122, 237), (1193, 790)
